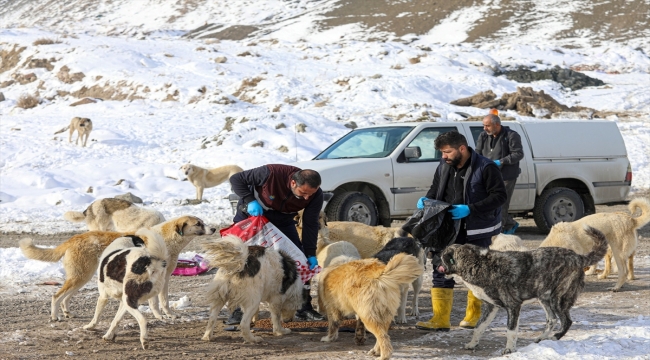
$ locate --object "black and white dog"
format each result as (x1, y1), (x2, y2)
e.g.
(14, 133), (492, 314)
(373, 237), (425, 324)
(439, 226), (607, 354)
(201, 235), (303, 343)
(84, 229), (169, 350)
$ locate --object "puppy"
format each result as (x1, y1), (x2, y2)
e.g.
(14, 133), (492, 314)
(201, 235), (303, 343)
(439, 226), (607, 354)
(19, 215), (215, 321)
(83, 229), (168, 350)
(64, 198), (166, 232)
(318, 253), (423, 360)
(296, 210), (403, 258)
(490, 233), (529, 252)
(372, 237), (425, 324)
(57, 117), (92, 147)
(539, 197), (650, 291)
(179, 163), (244, 201)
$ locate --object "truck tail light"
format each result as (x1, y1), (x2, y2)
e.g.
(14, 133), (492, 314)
(625, 163), (632, 183)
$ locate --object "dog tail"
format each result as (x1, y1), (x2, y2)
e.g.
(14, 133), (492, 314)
(580, 226), (608, 267)
(63, 211), (86, 222)
(378, 253), (424, 288)
(137, 228), (168, 262)
(201, 235), (248, 274)
(629, 197), (650, 230)
(19, 238), (69, 262)
(53, 125), (70, 135)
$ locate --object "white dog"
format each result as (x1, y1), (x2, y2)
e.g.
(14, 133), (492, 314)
(490, 233), (529, 252)
(180, 163), (244, 201)
(83, 229), (169, 350)
(64, 198), (165, 232)
(201, 235), (303, 343)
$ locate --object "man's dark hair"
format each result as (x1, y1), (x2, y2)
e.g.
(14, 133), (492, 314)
(292, 169), (321, 188)
(434, 131), (468, 150)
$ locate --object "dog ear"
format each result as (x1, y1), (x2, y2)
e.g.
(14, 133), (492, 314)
(175, 221), (186, 236)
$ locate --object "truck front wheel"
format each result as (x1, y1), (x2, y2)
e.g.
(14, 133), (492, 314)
(533, 187), (585, 233)
(326, 191), (378, 226)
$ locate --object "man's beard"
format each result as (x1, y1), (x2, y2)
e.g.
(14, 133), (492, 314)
(445, 154), (462, 167)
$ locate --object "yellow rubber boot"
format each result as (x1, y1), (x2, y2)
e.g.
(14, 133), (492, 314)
(415, 288), (453, 331)
(459, 290), (482, 329)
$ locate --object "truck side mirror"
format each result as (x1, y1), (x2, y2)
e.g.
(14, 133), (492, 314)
(404, 146), (422, 160)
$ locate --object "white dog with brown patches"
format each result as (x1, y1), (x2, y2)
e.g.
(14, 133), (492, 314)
(83, 229), (168, 349)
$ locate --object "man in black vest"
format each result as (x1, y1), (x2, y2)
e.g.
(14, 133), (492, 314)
(415, 131), (507, 331)
(475, 114), (524, 234)
(224, 164), (325, 325)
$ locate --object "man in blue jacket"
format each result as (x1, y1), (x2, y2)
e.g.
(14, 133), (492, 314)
(225, 164), (325, 325)
(415, 131), (507, 331)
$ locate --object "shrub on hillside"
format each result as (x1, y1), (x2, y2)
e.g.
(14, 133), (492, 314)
(16, 94), (40, 109)
(33, 38), (61, 46)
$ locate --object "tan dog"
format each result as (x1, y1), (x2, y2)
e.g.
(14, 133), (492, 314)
(296, 211), (402, 258)
(539, 197), (650, 291)
(55, 117), (92, 147)
(318, 253), (423, 360)
(63, 198), (166, 232)
(83, 229), (168, 350)
(490, 234), (529, 252)
(180, 163), (244, 201)
(19, 216), (216, 321)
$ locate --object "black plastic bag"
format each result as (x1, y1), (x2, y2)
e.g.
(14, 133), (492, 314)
(401, 199), (460, 251)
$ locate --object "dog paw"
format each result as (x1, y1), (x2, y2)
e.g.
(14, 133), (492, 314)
(201, 334), (211, 341)
(63, 312), (74, 319)
(102, 334), (116, 342)
(368, 348), (380, 356)
(597, 274), (608, 280)
(610, 287), (621, 292)
(83, 324), (95, 330)
(274, 328), (291, 336)
(141, 340), (149, 350)
(464, 342), (477, 350)
(354, 336), (366, 346)
(501, 348), (513, 355)
(395, 316), (407, 324)
(320, 336), (332, 342)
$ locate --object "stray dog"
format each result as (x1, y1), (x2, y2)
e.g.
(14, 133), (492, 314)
(201, 235), (303, 343)
(490, 234), (529, 252)
(54, 117), (93, 147)
(439, 226), (607, 354)
(372, 237), (425, 324)
(64, 198), (166, 232)
(179, 163), (244, 201)
(296, 211), (403, 258)
(19, 215), (216, 321)
(318, 253), (423, 360)
(83, 229), (168, 349)
(539, 197), (650, 291)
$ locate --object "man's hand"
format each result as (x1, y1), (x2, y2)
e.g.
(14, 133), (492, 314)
(307, 256), (318, 270)
(417, 196), (428, 209)
(494, 159), (501, 166)
(449, 204), (470, 220)
(247, 200), (264, 216)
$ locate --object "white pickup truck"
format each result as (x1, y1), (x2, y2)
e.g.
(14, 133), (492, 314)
(288, 120), (632, 232)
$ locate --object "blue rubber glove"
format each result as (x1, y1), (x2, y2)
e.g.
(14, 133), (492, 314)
(449, 204), (470, 220)
(246, 200), (264, 216)
(494, 159), (501, 166)
(307, 256), (318, 270)
(417, 196), (428, 209)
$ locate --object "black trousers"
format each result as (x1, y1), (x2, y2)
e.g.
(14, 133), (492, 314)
(432, 229), (491, 289)
(502, 178), (517, 231)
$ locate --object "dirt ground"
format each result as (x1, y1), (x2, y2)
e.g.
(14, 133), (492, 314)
(0, 203), (649, 359)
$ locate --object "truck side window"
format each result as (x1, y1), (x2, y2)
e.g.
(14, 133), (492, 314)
(406, 127), (458, 162)
(469, 126), (483, 144)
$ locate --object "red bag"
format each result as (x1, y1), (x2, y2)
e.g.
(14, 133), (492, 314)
(219, 216), (320, 283)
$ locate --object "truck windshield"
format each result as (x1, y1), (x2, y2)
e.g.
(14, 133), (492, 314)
(315, 126), (414, 159)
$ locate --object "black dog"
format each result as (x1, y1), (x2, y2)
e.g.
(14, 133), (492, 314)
(439, 226), (607, 354)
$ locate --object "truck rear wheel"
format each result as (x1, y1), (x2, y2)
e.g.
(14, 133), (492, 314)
(326, 191), (378, 226)
(533, 187), (585, 233)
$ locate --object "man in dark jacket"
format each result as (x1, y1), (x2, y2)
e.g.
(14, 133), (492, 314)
(415, 131), (507, 332)
(475, 114), (524, 234)
(225, 164), (325, 324)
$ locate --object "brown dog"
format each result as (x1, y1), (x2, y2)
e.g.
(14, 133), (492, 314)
(68, 117), (93, 147)
(19, 216), (216, 321)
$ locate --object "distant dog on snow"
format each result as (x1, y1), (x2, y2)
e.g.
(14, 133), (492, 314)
(54, 117), (93, 147)
(439, 226), (608, 354)
(64, 198), (165, 232)
(539, 197), (650, 292)
(179, 163), (243, 201)
(318, 253), (423, 360)
(83, 229), (168, 350)
(201, 235), (303, 343)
